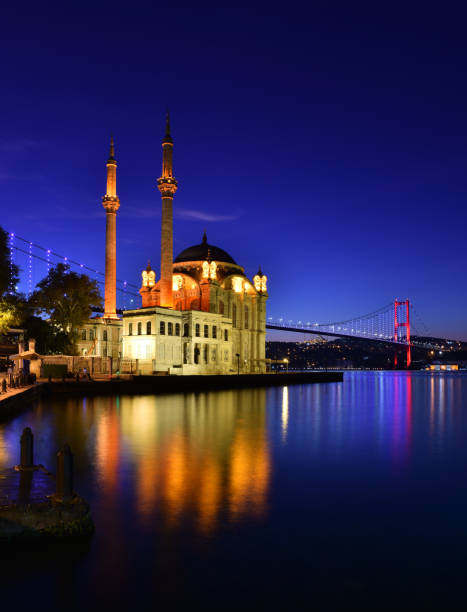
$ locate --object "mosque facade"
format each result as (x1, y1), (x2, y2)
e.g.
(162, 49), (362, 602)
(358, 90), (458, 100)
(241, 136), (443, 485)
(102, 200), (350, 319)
(78, 117), (268, 375)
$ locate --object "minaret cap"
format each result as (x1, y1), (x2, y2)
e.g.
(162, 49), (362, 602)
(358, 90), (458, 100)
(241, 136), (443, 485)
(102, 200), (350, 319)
(162, 111), (173, 144)
(108, 134), (116, 162)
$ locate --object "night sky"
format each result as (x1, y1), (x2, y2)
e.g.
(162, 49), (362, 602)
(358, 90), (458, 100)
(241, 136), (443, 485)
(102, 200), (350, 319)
(1, 5), (466, 339)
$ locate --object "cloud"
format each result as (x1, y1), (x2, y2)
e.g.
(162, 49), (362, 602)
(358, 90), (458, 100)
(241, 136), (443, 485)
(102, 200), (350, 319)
(0, 170), (43, 182)
(0, 138), (40, 153)
(176, 208), (242, 222)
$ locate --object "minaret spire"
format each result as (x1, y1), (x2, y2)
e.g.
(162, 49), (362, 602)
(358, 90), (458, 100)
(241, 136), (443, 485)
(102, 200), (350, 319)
(157, 113), (178, 308)
(102, 135), (120, 319)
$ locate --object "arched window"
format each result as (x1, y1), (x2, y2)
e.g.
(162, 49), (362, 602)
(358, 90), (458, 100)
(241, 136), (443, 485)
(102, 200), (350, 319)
(160, 321), (165, 335)
(81, 330), (86, 340)
(212, 326), (217, 339)
(183, 323), (189, 337)
(244, 306), (249, 329)
(195, 323), (200, 337)
(204, 325), (209, 338)
(168, 322), (173, 336)
(103, 330), (108, 341)
(146, 321), (151, 335)
(232, 304), (237, 328)
(219, 301), (224, 315)
(224, 329), (228, 341)
(129, 323), (133, 336)
(175, 323), (180, 336)
(137, 322), (142, 335)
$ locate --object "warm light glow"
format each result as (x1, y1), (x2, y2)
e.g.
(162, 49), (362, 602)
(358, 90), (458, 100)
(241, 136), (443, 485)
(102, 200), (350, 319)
(142, 269), (156, 287)
(173, 274), (184, 291)
(232, 276), (243, 293)
(282, 386), (289, 440)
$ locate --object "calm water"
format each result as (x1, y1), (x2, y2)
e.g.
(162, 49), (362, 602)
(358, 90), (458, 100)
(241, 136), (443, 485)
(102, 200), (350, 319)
(2, 372), (467, 610)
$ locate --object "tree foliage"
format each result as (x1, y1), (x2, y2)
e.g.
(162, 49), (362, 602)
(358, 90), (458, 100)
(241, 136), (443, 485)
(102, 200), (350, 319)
(0, 226), (19, 296)
(29, 263), (102, 352)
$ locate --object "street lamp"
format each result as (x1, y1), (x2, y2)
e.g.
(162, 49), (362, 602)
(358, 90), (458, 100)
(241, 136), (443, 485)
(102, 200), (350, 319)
(236, 353), (240, 375)
(283, 358), (289, 373)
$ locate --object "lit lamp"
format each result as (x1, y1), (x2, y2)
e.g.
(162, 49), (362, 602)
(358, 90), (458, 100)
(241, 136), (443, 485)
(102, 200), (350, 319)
(283, 358), (289, 373)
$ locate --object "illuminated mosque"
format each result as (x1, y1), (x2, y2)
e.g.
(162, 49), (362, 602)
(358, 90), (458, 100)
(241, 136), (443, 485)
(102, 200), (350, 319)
(77, 116), (268, 374)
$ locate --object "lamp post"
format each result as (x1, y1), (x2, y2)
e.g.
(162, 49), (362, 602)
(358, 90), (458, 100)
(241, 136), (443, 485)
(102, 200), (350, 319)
(236, 353), (240, 375)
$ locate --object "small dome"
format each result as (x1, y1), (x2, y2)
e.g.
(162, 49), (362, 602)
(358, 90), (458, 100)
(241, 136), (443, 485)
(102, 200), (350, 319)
(174, 232), (237, 265)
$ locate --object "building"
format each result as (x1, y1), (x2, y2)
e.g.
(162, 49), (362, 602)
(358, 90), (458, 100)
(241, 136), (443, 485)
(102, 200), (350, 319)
(82, 116), (268, 374)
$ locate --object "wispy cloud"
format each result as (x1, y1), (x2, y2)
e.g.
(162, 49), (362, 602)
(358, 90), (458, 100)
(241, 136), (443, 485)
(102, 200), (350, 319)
(0, 138), (40, 153)
(176, 208), (242, 222)
(0, 170), (43, 182)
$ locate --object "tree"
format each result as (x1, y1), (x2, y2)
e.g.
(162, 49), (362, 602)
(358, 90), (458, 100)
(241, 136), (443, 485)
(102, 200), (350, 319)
(21, 315), (72, 355)
(29, 263), (102, 353)
(0, 226), (23, 334)
(0, 226), (19, 295)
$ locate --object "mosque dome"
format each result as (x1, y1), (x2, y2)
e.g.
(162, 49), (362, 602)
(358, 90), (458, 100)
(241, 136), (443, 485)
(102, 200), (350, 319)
(174, 232), (237, 265)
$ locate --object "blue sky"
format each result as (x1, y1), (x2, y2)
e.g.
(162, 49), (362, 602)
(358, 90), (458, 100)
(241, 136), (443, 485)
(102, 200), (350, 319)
(1, 3), (466, 339)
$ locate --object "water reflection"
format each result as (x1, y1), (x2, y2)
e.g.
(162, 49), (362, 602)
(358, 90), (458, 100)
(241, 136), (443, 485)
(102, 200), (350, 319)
(92, 389), (271, 532)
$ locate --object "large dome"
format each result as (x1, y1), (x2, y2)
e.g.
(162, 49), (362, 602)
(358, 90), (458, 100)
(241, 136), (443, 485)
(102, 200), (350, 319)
(174, 233), (237, 265)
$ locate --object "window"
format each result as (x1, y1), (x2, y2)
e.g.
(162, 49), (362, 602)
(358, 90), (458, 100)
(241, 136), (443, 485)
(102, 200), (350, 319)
(89, 329), (94, 341)
(183, 343), (188, 364)
(175, 323), (180, 336)
(224, 329), (228, 341)
(168, 322), (173, 336)
(194, 345), (200, 364)
(103, 330), (108, 341)
(137, 322), (141, 335)
(129, 323), (133, 336)
(160, 321), (165, 335)
(204, 325), (209, 338)
(245, 306), (249, 330)
(146, 321), (151, 335)
(81, 330), (86, 340)
(195, 323), (200, 337)
(232, 304), (237, 328)
(183, 323), (189, 337)
(219, 301), (224, 315)
(204, 344), (208, 363)
(212, 326), (217, 339)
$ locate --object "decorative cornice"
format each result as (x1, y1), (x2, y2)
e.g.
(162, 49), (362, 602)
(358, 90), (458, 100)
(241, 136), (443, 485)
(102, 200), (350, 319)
(157, 177), (178, 198)
(102, 195), (120, 212)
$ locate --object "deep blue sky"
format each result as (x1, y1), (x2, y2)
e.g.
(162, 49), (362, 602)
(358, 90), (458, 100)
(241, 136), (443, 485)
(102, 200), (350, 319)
(1, 4), (466, 339)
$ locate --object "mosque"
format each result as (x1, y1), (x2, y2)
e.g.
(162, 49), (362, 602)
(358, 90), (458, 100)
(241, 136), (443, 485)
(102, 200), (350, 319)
(76, 117), (268, 374)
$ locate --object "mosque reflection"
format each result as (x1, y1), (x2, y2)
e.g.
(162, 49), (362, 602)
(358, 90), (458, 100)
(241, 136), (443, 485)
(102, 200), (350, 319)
(94, 389), (270, 532)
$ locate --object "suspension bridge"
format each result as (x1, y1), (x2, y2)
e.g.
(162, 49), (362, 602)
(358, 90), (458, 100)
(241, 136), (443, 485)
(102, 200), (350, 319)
(7, 231), (433, 367)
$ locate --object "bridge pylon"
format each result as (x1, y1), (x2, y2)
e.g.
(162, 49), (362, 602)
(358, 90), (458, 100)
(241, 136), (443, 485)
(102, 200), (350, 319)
(394, 299), (411, 368)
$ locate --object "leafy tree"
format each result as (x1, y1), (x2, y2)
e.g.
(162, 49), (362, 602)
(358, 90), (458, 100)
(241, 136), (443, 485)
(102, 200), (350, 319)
(0, 226), (19, 296)
(21, 315), (72, 355)
(29, 263), (102, 353)
(0, 226), (23, 334)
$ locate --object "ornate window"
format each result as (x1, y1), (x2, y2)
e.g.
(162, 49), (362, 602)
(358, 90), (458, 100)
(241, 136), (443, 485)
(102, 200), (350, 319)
(175, 323), (180, 336)
(160, 321), (165, 335)
(212, 326), (217, 339)
(129, 323), (133, 336)
(137, 322), (142, 335)
(184, 323), (189, 337)
(89, 329), (94, 341)
(146, 321), (151, 335)
(224, 329), (228, 341)
(204, 325), (209, 338)
(195, 323), (200, 337)
(168, 322), (173, 336)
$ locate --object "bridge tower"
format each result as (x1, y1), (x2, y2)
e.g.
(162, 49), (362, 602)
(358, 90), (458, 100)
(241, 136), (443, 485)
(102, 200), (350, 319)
(394, 299), (411, 367)
(157, 112), (178, 308)
(102, 136), (120, 319)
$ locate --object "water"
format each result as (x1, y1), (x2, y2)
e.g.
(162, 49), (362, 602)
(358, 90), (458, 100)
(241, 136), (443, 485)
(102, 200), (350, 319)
(1, 372), (467, 610)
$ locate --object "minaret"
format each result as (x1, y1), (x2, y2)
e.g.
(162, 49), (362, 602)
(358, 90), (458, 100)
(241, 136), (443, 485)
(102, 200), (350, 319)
(157, 112), (178, 308)
(102, 135), (120, 319)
